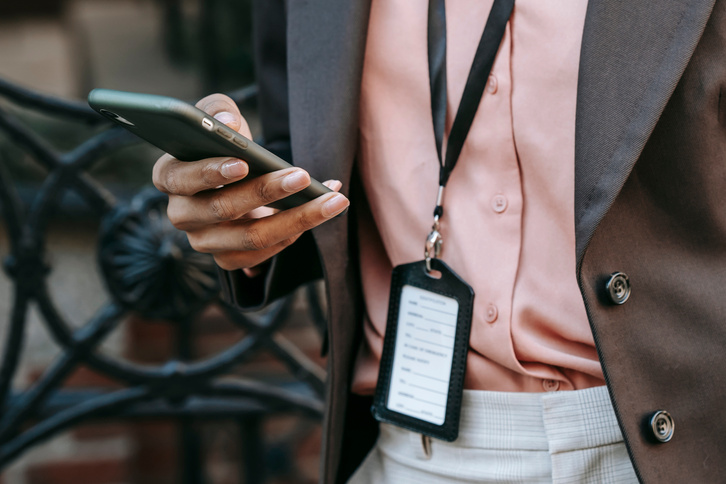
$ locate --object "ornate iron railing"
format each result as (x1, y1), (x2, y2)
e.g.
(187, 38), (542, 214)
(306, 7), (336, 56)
(0, 78), (326, 483)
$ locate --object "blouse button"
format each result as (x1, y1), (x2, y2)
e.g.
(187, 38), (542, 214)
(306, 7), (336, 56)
(491, 194), (508, 213)
(543, 379), (560, 392)
(485, 304), (498, 323)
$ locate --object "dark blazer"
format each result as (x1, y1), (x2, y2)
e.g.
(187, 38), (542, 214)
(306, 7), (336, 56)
(222, 0), (726, 482)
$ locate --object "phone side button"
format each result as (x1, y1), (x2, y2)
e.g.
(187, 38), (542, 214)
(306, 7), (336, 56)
(232, 136), (248, 149)
(216, 127), (233, 140)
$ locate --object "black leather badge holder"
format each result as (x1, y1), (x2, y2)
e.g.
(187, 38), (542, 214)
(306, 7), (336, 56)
(372, 259), (474, 442)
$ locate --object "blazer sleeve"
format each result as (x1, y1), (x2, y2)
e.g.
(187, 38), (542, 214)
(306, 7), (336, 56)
(217, 0), (323, 310)
(218, 231), (323, 310)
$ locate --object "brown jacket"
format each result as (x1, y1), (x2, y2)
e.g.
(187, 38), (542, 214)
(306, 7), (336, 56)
(222, 0), (726, 482)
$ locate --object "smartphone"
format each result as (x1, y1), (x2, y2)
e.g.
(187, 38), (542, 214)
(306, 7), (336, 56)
(88, 89), (331, 210)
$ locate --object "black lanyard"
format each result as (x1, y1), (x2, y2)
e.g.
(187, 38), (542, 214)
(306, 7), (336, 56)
(372, 1), (515, 437)
(427, 0), (514, 217)
(424, 0), (514, 271)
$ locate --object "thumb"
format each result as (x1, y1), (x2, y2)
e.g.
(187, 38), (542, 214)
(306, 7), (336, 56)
(195, 93), (252, 138)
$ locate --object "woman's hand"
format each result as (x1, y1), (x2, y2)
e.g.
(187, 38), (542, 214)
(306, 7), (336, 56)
(152, 93), (348, 272)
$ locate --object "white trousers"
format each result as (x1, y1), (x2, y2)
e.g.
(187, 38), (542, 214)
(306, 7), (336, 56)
(349, 386), (638, 483)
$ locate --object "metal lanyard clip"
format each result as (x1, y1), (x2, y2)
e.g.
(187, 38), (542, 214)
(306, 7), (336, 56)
(425, 218), (442, 273)
(424, 186), (445, 273)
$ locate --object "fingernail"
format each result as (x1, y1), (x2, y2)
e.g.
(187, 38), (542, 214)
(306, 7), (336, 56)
(322, 193), (349, 217)
(214, 111), (236, 125)
(282, 170), (309, 192)
(323, 179), (343, 191)
(221, 160), (247, 179)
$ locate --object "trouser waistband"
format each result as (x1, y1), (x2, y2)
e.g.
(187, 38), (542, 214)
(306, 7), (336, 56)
(447, 385), (623, 453)
(350, 386), (638, 483)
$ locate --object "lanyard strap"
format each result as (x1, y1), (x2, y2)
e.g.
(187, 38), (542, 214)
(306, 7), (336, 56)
(427, 0), (514, 215)
(423, 0), (514, 271)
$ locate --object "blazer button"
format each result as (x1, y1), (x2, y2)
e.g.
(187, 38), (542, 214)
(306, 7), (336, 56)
(649, 410), (675, 443)
(606, 272), (631, 304)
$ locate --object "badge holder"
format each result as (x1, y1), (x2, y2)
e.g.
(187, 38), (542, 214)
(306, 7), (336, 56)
(372, 201), (474, 442)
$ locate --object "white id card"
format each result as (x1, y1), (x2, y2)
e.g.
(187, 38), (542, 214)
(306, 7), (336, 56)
(386, 285), (458, 424)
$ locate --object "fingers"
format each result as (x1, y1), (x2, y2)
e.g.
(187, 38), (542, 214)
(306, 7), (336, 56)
(195, 93), (251, 137)
(153, 93), (348, 273)
(209, 180), (344, 271)
(153, 155), (250, 196)
(323, 179), (343, 192)
(186, 191), (349, 254)
(153, 94), (256, 196)
(167, 167), (312, 230)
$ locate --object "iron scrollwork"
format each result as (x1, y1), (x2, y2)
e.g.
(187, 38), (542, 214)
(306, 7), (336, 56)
(99, 189), (220, 321)
(0, 78), (326, 483)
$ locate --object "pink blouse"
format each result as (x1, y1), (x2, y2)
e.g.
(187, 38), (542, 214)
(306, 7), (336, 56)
(352, 0), (604, 393)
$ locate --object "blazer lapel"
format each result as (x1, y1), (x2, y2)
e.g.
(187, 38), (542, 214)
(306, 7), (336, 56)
(286, 0), (372, 187)
(286, 0), (372, 300)
(574, 0), (715, 267)
(285, 3), (373, 480)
